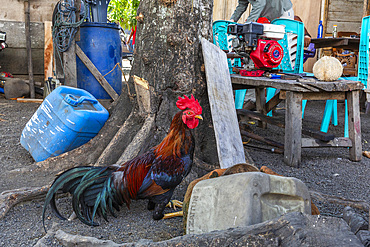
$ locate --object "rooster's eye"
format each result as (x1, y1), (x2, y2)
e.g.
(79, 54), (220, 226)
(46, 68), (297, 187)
(187, 112), (191, 115)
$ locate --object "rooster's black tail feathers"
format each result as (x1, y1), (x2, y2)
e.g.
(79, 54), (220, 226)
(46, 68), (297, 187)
(42, 166), (120, 231)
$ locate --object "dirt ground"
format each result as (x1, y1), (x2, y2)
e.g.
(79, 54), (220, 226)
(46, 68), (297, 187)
(0, 92), (369, 246)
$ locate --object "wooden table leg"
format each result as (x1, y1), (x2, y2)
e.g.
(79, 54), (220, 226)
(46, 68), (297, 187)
(347, 90), (362, 161)
(284, 91), (303, 167)
(255, 87), (267, 129)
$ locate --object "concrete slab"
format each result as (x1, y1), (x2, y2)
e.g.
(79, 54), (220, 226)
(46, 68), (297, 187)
(186, 172), (311, 234)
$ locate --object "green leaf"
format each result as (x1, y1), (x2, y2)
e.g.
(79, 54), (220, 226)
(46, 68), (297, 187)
(108, 0), (140, 29)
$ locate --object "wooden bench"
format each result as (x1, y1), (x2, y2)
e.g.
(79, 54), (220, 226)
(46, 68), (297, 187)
(231, 75), (363, 167)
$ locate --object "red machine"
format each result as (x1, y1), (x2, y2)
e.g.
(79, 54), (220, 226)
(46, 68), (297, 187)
(227, 22), (285, 72)
(250, 39), (284, 69)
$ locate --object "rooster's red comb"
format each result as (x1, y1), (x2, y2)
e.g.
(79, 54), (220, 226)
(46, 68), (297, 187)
(176, 95), (202, 115)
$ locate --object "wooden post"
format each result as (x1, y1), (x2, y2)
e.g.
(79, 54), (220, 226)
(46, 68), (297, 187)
(347, 90), (362, 161)
(255, 88), (267, 128)
(24, 0), (35, 98)
(63, 45), (77, 87)
(321, 0), (329, 36)
(363, 0), (370, 17)
(284, 91), (303, 167)
(63, 0), (80, 87)
(44, 21), (53, 82)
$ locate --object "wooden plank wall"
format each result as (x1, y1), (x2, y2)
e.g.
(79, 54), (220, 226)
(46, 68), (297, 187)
(0, 0), (57, 81)
(213, 0), (321, 37)
(213, 0), (251, 22)
(0, 0), (58, 22)
(325, 0), (363, 35)
(0, 21), (45, 81)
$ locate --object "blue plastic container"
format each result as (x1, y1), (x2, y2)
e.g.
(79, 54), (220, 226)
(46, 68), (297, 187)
(76, 22), (122, 99)
(20, 86), (109, 162)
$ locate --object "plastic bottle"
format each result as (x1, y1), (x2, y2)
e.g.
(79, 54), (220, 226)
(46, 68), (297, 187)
(333, 25), (338, 38)
(317, 20), (323, 38)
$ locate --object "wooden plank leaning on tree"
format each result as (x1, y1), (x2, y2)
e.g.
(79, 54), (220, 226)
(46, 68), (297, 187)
(75, 44), (119, 101)
(201, 38), (246, 169)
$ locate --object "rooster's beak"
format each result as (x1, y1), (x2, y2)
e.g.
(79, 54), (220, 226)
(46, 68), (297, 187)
(195, 115), (203, 120)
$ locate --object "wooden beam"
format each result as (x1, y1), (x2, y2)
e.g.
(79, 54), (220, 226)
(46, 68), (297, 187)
(75, 44), (119, 100)
(237, 109), (335, 142)
(265, 91), (282, 113)
(280, 90), (345, 100)
(301, 137), (352, 148)
(240, 130), (284, 149)
(301, 127), (335, 142)
(363, 0), (370, 17)
(16, 98), (43, 103)
(243, 143), (283, 154)
(44, 21), (53, 82)
(231, 74), (363, 93)
(237, 109), (284, 128)
(24, 0), (35, 99)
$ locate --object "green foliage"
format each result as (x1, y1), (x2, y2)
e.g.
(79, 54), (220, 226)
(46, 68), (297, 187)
(108, 0), (140, 29)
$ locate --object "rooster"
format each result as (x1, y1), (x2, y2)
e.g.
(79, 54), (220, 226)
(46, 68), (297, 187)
(42, 95), (203, 229)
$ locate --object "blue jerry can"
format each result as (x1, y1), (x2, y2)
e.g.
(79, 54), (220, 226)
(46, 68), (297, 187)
(20, 86), (109, 162)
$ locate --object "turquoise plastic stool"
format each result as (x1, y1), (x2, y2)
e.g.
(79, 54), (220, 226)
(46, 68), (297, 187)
(266, 19), (305, 116)
(271, 19), (304, 74)
(321, 16), (370, 137)
(212, 20), (245, 109)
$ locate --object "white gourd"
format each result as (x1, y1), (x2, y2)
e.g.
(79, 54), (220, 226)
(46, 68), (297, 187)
(313, 56), (343, 81)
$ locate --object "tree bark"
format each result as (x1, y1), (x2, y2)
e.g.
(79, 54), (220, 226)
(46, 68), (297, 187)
(128, 0), (218, 166)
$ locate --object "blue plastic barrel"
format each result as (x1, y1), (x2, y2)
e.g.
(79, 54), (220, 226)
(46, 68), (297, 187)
(20, 86), (109, 162)
(77, 22), (122, 99)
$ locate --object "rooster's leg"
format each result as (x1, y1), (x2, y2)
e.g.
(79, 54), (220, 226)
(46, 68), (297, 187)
(163, 210), (183, 219)
(162, 200), (183, 219)
(165, 200), (183, 210)
(153, 202), (167, 220)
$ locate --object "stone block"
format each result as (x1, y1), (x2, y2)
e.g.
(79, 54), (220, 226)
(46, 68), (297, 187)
(186, 172), (311, 234)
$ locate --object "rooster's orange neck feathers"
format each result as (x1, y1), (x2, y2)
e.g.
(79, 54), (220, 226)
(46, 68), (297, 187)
(154, 111), (190, 158)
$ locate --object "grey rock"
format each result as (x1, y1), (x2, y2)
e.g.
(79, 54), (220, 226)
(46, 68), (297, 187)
(343, 206), (369, 234)
(356, 230), (370, 247)
(3, 78), (29, 99)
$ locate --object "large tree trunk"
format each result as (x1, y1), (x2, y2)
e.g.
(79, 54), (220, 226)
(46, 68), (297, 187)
(17, 0), (219, 183)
